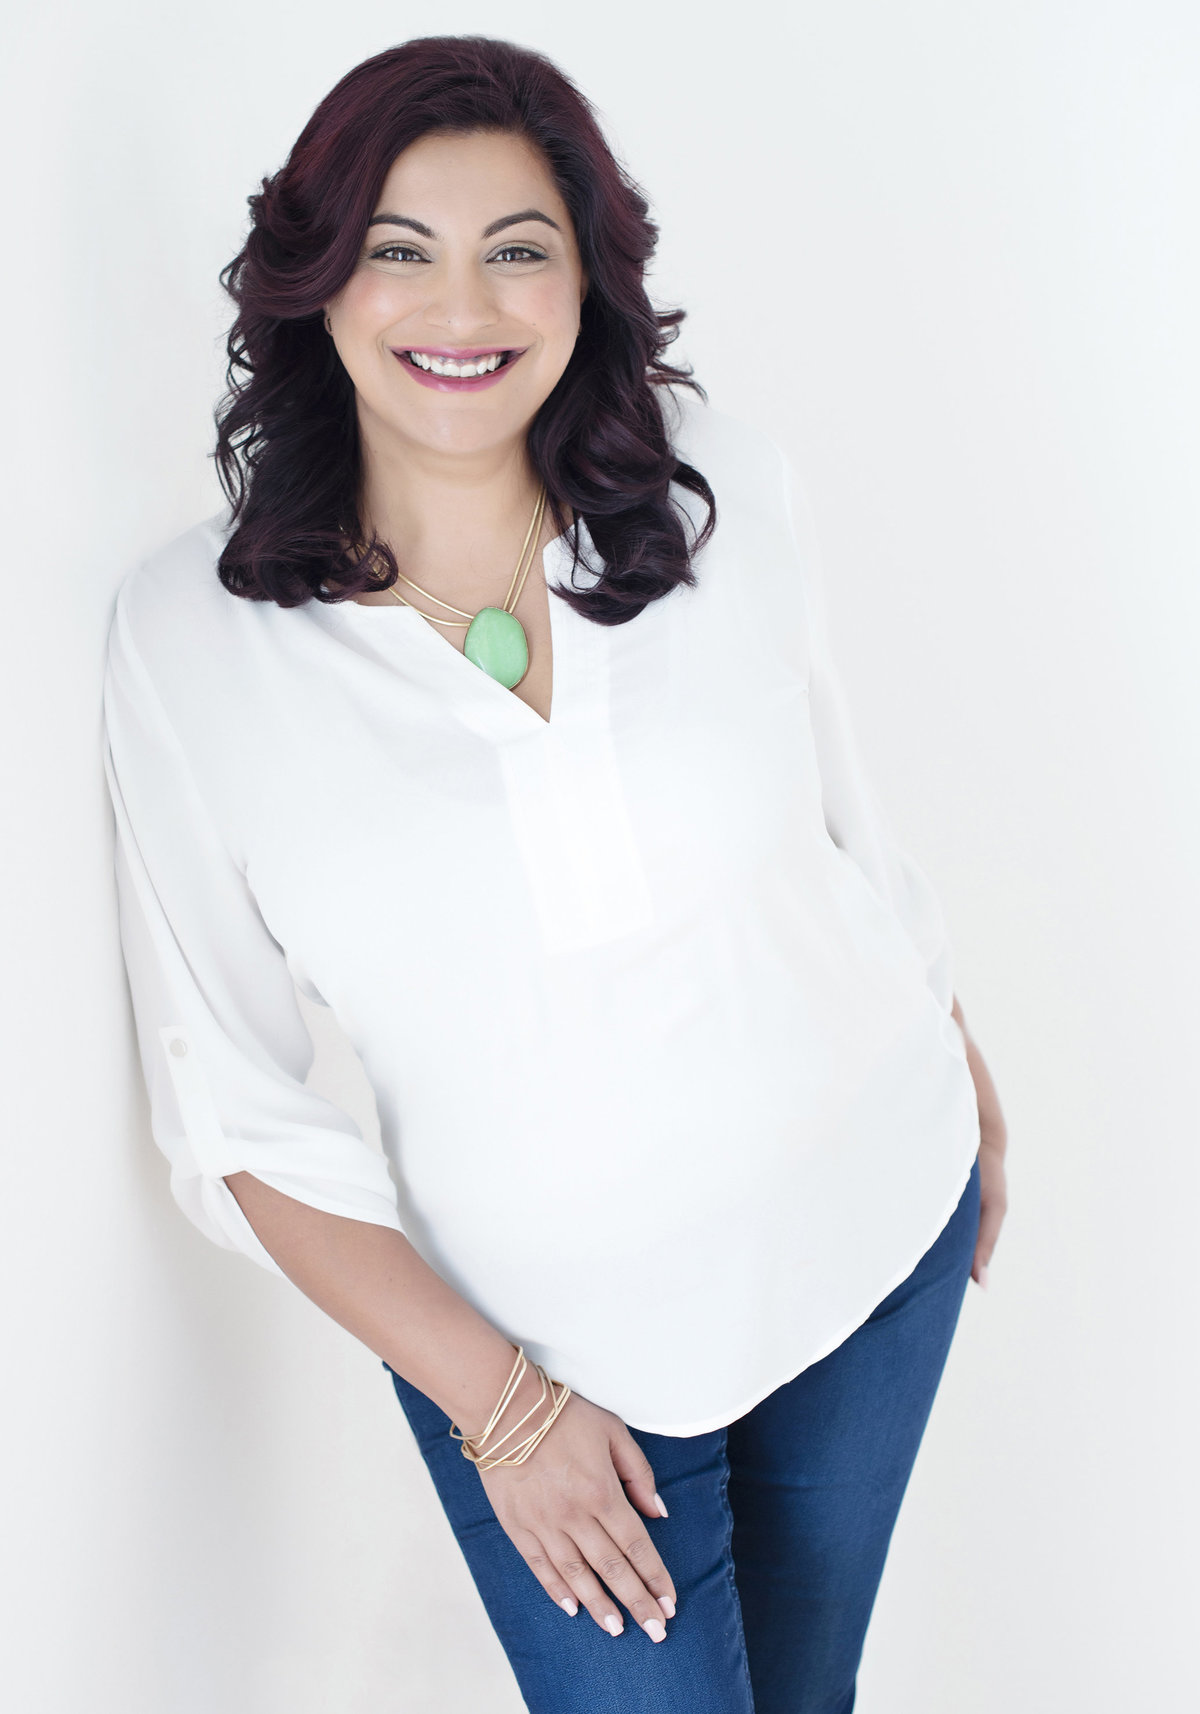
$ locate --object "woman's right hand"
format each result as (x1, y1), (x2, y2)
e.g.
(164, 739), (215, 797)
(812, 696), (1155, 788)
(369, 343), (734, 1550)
(476, 1389), (677, 1643)
(214, 1182), (677, 1637)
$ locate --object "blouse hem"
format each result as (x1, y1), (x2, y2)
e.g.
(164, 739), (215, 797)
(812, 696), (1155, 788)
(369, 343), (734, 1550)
(619, 1136), (980, 1439)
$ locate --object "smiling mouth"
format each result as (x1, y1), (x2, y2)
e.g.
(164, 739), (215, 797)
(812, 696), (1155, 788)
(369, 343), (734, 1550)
(399, 349), (520, 378)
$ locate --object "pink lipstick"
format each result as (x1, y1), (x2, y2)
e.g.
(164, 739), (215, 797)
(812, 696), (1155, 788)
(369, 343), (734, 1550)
(390, 344), (528, 393)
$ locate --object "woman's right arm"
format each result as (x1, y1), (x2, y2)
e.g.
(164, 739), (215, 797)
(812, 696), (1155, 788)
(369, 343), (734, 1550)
(103, 580), (674, 1645)
(223, 1171), (677, 1643)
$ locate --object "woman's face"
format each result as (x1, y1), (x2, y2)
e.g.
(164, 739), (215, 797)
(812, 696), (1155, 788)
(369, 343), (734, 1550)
(326, 129), (587, 463)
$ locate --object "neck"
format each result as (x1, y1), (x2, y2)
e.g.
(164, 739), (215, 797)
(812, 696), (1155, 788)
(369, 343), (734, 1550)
(356, 408), (552, 600)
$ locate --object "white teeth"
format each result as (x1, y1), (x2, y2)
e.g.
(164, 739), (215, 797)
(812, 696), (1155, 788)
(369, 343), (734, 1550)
(408, 351), (506, 377)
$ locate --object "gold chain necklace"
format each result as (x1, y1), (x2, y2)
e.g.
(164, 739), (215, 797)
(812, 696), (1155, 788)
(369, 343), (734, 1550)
(386, 485), (547, 691)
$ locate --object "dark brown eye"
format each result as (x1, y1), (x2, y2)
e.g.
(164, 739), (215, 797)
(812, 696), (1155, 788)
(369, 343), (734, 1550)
(370, 245), (427, 263)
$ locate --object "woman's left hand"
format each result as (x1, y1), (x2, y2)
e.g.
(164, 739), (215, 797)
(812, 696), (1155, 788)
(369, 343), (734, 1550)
(951, 996), (1008, 1289)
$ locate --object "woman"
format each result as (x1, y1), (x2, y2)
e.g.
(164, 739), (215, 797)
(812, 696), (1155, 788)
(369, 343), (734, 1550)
(102, 35), (1007, 1714)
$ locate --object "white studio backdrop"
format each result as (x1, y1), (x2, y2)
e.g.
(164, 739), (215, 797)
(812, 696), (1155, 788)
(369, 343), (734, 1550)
(2, 2), (1197, 1709)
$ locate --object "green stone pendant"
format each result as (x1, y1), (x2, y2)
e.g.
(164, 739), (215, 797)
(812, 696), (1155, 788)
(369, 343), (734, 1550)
(463, 606), (529, 689)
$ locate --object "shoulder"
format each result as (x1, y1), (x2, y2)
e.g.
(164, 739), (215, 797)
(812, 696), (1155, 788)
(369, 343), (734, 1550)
(106, 509), (246, 684)
(103, 509), (282, 766)
(111, 503), (240, 658)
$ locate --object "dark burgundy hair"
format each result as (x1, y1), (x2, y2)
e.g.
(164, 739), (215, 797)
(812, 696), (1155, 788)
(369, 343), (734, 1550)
(213, 35), (716, 620)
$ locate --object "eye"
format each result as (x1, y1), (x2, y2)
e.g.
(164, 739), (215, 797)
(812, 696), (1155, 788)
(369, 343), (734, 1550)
(368, 243), (428, 264)
(490, 245), (546, 264)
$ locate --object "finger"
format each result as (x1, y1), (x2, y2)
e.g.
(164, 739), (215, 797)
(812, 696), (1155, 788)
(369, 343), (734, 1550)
(973, 1192), (1008, 1275)
(596, 1486), (677, 1616)
(972, 1193), (1007, 1283)
(573, 1519), (672, 1641)
(516, 1534), (585, 1619)
(608, 1425), (670, 1524)
(547, 1531), (630, 1638)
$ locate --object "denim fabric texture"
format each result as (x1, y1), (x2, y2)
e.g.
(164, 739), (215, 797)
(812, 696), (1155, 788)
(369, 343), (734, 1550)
(384, 1152), (980, 1714)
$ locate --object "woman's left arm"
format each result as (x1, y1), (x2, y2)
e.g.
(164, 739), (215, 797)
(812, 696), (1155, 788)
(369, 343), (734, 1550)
(951, 995), (1008, 1288)
(767, 438), (1009, 1288)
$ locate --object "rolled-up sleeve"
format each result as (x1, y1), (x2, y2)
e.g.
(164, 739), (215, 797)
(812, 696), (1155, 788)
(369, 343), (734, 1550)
(102, 581), (405, 1275)
(775, 442), (957, 1014)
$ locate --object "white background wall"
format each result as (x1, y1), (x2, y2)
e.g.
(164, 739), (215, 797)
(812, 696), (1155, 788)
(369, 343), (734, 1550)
(3, 2), (1197, 1709)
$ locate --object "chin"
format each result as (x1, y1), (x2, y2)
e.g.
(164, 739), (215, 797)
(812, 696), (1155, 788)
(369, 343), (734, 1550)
(402, 390), (553, 445)
(404, 411), (538, 459)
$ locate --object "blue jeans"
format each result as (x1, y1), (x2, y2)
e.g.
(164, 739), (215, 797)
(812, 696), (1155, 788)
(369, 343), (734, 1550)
(384, 1153), (981, 1713)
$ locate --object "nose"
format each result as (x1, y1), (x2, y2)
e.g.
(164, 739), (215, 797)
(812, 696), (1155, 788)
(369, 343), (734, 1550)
(422, 255), (502, 338)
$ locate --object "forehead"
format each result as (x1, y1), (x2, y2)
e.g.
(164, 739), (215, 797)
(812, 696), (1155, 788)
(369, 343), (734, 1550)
(374, 130), (571, 226)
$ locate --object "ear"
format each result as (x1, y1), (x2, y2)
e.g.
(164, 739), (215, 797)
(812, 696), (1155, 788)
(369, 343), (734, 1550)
(579, 270), (590, 305)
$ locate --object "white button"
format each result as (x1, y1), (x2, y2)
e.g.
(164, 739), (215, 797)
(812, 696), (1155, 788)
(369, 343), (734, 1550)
(169, 1038), (189, 1057)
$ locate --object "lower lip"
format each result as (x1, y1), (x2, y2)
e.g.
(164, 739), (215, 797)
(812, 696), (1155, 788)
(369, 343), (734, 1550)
(391, 349), (526, 392)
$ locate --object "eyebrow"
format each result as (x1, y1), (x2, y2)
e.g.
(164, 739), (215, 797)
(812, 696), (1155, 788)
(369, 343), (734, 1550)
(365, 208), (561, 239)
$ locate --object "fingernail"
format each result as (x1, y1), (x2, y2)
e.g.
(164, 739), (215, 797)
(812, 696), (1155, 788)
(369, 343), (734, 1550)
(654, 1492), (669, 1517)
(644, 1618), (667, 1643)
(604, 1614), (623, 1636)
(657, 1595), (676, 1619)
(978, 1265), (990, 1291)
(560, 1597), (578, 1616)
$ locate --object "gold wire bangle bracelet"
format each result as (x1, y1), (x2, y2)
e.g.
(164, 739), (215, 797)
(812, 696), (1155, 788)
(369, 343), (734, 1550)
(463, 1367), (550, 1462)
(447, 1347), (572, 1472)
(448, 1344), (526, 1448)
(476, 1371), (569, 1467)
(449, 1350), (521, 1446)
(468, 1370), (570, 1467)
(455, 1359), (543, 1460)
(469, 1373), (572, 1470)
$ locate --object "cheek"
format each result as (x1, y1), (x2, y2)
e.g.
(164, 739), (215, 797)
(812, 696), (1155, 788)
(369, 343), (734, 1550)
(510, 279), (582, 348)
(338, 274), (415, 340)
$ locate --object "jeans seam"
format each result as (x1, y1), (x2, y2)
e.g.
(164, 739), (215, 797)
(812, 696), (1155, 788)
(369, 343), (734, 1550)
(717, 1439), (756, 1712)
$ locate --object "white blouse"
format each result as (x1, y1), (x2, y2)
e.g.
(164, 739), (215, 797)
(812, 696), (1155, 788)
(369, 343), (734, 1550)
(102, 392), (980, 1436)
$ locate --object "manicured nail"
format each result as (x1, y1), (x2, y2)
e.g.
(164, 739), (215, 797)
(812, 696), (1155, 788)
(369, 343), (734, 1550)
(654, 1492), (669, 1518)
(560, 1597), (578, 1616)
(604, 1614), (624, 1637)
(978, 1265), (990, 1291)
(644, 1618), (667, 1643)
(657, 1595), (676, 1619)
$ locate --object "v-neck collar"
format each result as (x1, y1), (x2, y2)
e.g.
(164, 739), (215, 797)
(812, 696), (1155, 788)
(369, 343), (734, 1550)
(320, 520), (607, 746)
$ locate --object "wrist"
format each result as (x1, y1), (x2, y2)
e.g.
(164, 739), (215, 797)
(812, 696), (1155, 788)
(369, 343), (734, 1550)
(461, 1346), (547, 1445)
(452, 1345), (572, 1470)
